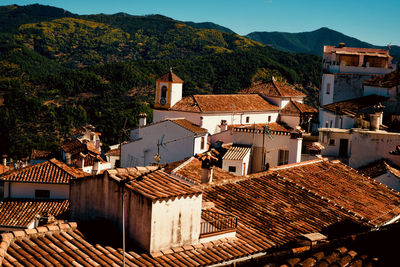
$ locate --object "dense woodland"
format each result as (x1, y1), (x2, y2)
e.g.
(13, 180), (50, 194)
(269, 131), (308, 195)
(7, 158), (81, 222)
(0, 4), (321, 159)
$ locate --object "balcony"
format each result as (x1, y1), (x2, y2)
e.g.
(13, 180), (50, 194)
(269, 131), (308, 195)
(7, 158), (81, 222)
(199, 210), (237, 242)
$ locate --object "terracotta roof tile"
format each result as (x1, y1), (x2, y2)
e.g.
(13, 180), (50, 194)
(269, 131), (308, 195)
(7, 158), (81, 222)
(280, 100), (318, 115)
(324, 45), (390, 56)
(265, 159), (400, 226)
(239, 80), (306, 97)
(169, 94), (280, 113)
(0, 199), (69, 228)
(171, 119), (208, 135)
(0, 165), (9, 174)
(106, 168), (202, 200)
(321, 95), (388, 117)
(364, 70), (400, 88)
(357, 159), (400, 179)
(0, 159), (89, 184)
(231, 122), (291, 135)
(61, 139), (85, 154)
(222, 145), (251, 161)
(156, 70), (184, 83)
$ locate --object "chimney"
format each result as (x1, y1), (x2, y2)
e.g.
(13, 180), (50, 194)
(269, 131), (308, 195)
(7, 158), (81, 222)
(2, 155), (7, 167)
(370, 114), (380, 131)
(138, 113), (147, 127)
(220, 120), (227, 132)
(199, 152), (216, 184)
(65, 153), (71, 165)
(338, 42), (346, 48)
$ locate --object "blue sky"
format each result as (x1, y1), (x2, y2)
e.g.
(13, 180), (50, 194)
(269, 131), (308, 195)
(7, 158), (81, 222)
(3, 0), (400, 46)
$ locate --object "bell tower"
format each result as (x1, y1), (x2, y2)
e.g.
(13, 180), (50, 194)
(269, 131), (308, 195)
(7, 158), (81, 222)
(154, 68), (183, 109)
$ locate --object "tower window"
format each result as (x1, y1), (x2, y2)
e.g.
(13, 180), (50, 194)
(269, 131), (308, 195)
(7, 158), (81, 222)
(326, 83), (331, 95)
(246, 116), (250, 123)
(268, 116), (272, 122)
(161, 86), (167, 98)
(200, 137), (205, 150)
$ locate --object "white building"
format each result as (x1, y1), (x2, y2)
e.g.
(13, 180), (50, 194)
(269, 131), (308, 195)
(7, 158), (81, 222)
(153, 71), (281, 136)
(319, 127), (400, 169)
(229, 122), (303, 173)
(358, 159), (400, 192)
(320, 44), (395, 107)
(222, 145), (252, 176)
(121, 118), (208, 167)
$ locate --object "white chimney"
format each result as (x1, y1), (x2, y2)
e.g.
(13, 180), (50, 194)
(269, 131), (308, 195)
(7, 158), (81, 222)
(65, 153), (72, 165)
(201, 167), (213, 184)
(370, 114), (380, 131)
(138, 113), (147, 127)
(220, 120), (227, 132)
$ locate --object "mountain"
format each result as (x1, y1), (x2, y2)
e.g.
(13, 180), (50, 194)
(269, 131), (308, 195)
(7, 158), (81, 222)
(246, 27), (400, 61)
(184, 21), (235, 34)
(0, 4), (320, 158)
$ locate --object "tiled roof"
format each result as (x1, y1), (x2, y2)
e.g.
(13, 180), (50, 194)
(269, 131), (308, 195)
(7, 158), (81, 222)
(156, 70), (184, 83)
(106, 167), (202, 201)
(265, 159), (400, 226)
(60, 139), (85, 154)
(357, 159), (400, 179)
(69, 124), (100, 136)
(171, 118), (208, 135)
(222, 145), (251, 161)
(0, 158), (89, 184)
(30, 149), (53, 160)
(0, 199), (69, 228)
(239, 80), (306, 97)
(172, 157), (239, 185)
(324, 45), (390, 57)
(321, 95), (388, 117)
(364, 70), (400, 88)
(168, 94), (280, 113)
(0, 165), (9, 174)
(3, 159), (400, 266)
(231, 122), (291, 135)
(105, 147), (120, 157)
(280, 100), (318, 115)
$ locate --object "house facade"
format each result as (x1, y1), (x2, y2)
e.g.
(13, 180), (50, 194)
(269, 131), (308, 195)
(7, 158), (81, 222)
(121, 118), (208, 167)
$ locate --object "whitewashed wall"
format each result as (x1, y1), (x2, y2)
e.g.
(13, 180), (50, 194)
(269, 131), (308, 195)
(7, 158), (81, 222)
(4, 182), (69, 199)
(150, 195), (202, 252)
(364, 85), (396, 98)
(280, 115), (300, 129)
(319, 109), (355, 129)
(320, 74), (335, 106)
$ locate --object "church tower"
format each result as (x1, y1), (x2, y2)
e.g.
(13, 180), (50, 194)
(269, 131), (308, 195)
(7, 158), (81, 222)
(154, 69), (183, 109)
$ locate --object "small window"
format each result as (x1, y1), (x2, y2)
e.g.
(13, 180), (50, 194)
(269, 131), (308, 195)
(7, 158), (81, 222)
(329, 139), (335, 146)
(326, 83), (331, 95)
(268, 116), (271, 122)
(35, 190), (50, 199)
(246, 116), (250, 123)
(200, 137), (205, 150)
(278, 150), (289, 166)
(161, 86), (167, 98)
(228, 166), (236, 172)
(0, 181), (4, 199)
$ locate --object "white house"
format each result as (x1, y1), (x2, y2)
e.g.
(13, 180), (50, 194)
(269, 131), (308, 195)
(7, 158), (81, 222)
(319, 126), (400, 169)
(121, 118), (208, 167)
(358, 159), (400, 192)
(319, 95), (388, 129)
(152, 70), (281, 136)
(230, 122), (302, 173)
(320, 44), (395, 106)
(222, 145), (252, 176)
(238, 78), (306, 108)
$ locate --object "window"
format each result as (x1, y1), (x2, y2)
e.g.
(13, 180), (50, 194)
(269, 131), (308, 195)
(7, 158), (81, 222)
(0, 181), (3, 199)
(329, 139), (335, 146)
(161, 86), (167, 98)
(326, 83), (331, 95)
(246, 116), (250, 123)
(228, 166), (236, 172)
(278, 150), (289, 166)
(268, 116), (271, 122)
(35, 189), (50, 199)
(200, 137), (205, 150)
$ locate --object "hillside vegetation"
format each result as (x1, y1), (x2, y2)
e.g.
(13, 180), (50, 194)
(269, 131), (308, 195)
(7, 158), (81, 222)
(0, 4), (321, 159)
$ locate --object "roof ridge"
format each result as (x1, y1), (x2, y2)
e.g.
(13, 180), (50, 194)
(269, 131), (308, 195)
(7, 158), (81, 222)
(49, 158), (86, 178)
(271, 80), (283, 96)
(0, 222), (77, 262)
(171, 156), (195, 174)
(192, 95), (203, 112)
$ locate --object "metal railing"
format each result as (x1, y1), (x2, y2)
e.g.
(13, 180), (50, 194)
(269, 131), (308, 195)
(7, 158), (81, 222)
(200, 210), (237, 235)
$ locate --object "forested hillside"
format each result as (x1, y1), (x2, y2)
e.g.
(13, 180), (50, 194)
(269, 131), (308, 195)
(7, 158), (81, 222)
(0, 4), (321, 159)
